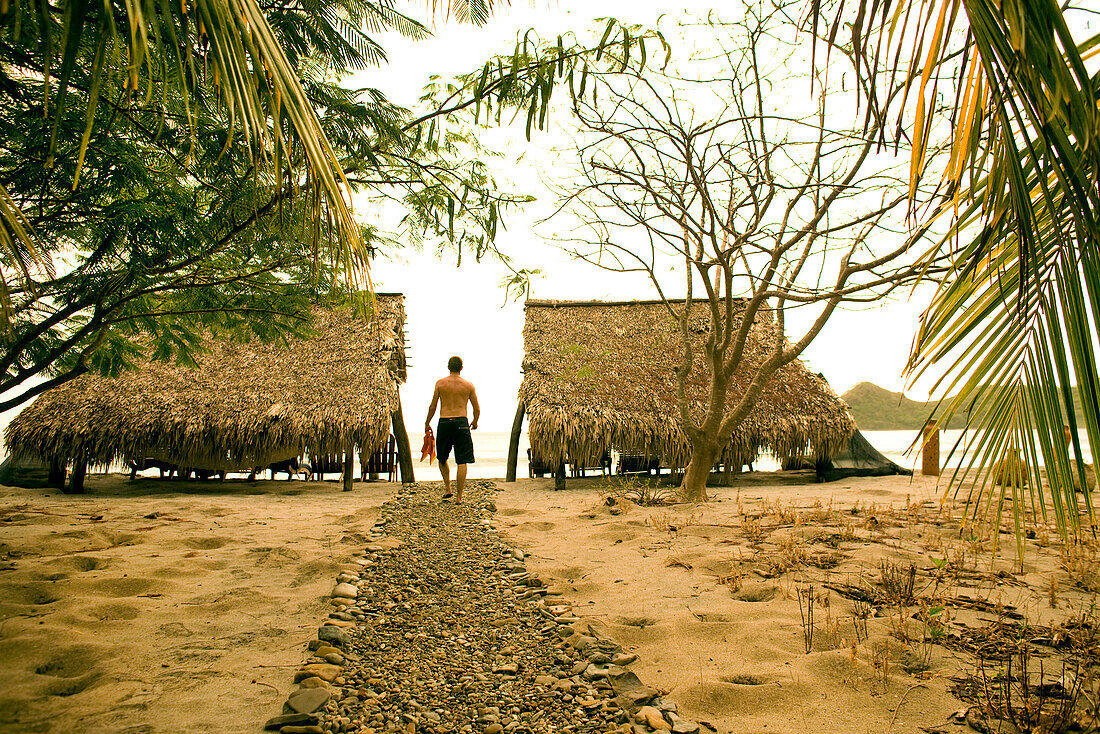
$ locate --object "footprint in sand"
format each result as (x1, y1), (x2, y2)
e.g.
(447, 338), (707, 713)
(34, 645), (103, 698)
(159, 621), (193, 637)
(40, 672), (100, 698)
(85, 602), (141, 621)
(721, 673), (772, 686)
(68, 556), (108, 572)
(515, 521), (555, 531)
(291, 559), (341, 588)
(615, 616), (659, 628)
(733, 583), (780, 602)
(34, 646), (99, 678)
(88, 576), (159, 598)
(5, 582), (61, 606)
(183, 536), (231, 550)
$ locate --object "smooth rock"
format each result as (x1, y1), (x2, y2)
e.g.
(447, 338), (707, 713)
(287, 687), (331, 714)
(296, 677), (329, 690)
(318, 626), (351, 647)
(672, 721), (700, 734)
(332, 582), (358, 599)
(264, 713), (319, 730)
(321, 652), (345, 665)
(612, 653), (638, 666)
(493, 663), (518, 675)
(281, 727), (325, 734)
(609, 670), (646, 695)
(294, 664), (340, 683)
(533, 675), (557, 687)
(637, 706), (670, 730)
(323, 618), (355, 628)
(484, 725), (504, 734)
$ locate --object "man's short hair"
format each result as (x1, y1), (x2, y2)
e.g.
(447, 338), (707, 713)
(447, 355), (463, 373)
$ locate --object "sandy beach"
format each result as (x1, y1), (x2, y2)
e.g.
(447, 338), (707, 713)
(0, 470), (1096, 733)
(0, 476), (391, 733)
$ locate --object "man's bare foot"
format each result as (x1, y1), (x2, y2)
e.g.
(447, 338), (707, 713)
(442, 492), (453, 500)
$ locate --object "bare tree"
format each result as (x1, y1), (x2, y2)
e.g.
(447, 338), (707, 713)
(554, 1), (950, 501)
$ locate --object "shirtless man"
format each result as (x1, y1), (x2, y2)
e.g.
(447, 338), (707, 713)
(425, 356), (480, 503)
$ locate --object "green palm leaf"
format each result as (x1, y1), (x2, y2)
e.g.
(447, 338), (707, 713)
(829, 0), (1100, 544)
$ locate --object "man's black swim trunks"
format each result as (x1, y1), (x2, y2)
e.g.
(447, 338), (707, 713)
(437, 416), (475, 465)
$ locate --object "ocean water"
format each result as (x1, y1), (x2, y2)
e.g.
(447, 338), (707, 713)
(418, 428), (1098, 480)
(412, 430), (529, 481)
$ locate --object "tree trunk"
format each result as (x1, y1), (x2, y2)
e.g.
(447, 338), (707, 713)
(391, 399), (415, 484)
(680, 440), (720, 502)
(505, 402), (525, 483)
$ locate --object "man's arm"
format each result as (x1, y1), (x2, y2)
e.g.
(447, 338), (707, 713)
(469, 386), (480, 430)
(425, 385), (440, 431)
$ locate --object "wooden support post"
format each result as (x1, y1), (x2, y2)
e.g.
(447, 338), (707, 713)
(67, 454), (87, 494)
(922, 420), (940, 477)
(554, 461), (566, 491)
(506, 402), (526, 483)
(391, 398), (415, 484)
(343, 441), (354, 492)
(48, 457), (66, 489)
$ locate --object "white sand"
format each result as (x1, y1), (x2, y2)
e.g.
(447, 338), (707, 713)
(0, 470), (1089, 733)
(0, 475), (391, 733)
(497, 472), (1085, 734)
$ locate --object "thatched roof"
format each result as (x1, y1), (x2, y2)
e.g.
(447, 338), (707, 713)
(519, 299), (856, 467)
(5, 295), (406, 470)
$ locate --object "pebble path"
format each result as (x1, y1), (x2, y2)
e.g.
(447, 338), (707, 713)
(263, 481), (706, 734)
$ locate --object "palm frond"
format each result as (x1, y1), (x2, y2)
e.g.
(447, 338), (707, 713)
(831, 0), (1100, 544)
(0, 0), (368, 311)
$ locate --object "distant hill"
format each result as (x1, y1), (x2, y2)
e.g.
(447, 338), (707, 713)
(841, 381), (1090, 431)
(841, 382), (967, 431)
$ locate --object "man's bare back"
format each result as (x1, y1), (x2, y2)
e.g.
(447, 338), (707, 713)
(433, 374), (479, 423)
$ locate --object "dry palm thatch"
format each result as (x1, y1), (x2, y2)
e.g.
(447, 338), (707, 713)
(519, 299), (855, 468)
(4, 295), (406, 471)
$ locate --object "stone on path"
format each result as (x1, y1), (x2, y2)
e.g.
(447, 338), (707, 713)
(637, 706), (671, 730)
(294, 663), (340, 683)
(332, 582), (358, 599)
(286, 686), (331, 714)
(317, 625), (350, 647)
(266, 481), (686, 734)
(264, 713), (318, 730)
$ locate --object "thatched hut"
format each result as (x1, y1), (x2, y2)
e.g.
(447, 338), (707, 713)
(505, 299), (857, 484)
(5, 294), (413, 492)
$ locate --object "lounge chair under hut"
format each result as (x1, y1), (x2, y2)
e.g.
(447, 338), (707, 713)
(4, 295), (414, 493)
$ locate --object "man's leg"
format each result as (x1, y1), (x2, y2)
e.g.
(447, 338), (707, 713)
(455, 463), (467, 503)
(440, 459), (452, 497)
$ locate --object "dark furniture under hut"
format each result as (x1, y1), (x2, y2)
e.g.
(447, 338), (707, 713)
(505, 299), (859, 489)
(4, 295), (415, 493)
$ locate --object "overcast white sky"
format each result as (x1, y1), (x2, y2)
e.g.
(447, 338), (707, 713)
(353, 1), (938, 432)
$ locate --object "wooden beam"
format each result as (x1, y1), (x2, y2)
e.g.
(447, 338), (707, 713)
(48, 457), (66, 489)
(554, 461), (566, 491)
(392, 396), (415, 484)
(343, 441), (354, 492)
(505, 402), (525, 482)
(66, 454), (87, 494)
